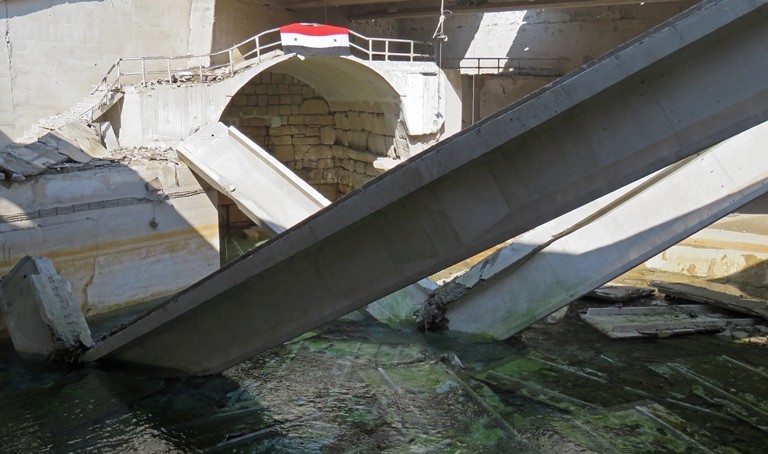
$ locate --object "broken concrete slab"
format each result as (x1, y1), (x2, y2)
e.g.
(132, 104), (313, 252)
(579, 304), (760, 339)
(48, 130), (94, 163)
(439, 118), (768, 339)
(0, 256), (94, 361)
(178, 122), (329, 234)
(588, 285), (654, 302)
(6, 142), (68, 168)
(652, 281), (768, 321)
(57, 122), (109, 160)
(0, 150), (49, 176)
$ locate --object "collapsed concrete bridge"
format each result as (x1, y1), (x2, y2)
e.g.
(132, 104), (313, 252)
(81, 0), (768, 375)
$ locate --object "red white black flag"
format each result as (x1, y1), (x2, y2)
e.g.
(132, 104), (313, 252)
(280, 23), (351, 57)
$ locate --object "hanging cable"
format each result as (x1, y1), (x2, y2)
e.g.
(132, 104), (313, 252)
(432, 0), (450, 42)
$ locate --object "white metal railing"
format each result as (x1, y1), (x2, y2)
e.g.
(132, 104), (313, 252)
(348, 31), (433, 62)
(86, 27), (434, 122)
(442, 57), (569, 77)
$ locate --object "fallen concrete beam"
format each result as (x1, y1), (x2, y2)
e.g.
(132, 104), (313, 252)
(440, 120), (768, 339)
(177, 122), (435, 323)
(0, 256), (94, 361)
(177, 123), (329, 234)
(82, 0), (768, 375)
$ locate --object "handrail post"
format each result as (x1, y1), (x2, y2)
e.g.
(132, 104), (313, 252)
(116, 59), (122, 86)
(228, 48), (234, 74)
(368, 38), (372, 60)
(199, 56), (204, 81)
(141, 59), (146, 85)
(256, 35), (261, 59)
(385, 40), (389, 61)
(167, 59), (172, 83)
(410, 41), (414, 62)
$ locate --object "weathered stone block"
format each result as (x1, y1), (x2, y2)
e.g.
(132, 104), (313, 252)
(336, 130), (349, 147)
(302, 86), (315, 98)
(293, 136), (321, 146)
(317, 158), (334, 169)
(280, 95), (292, 105)
(305, 115), (335, 126)
(242, 84), (255, 95)
(271, 73), (282, 84)
(254, 84), (267, 94)
(279, 106), (292, 116)
(290, 85), (303, 95)
(292, 95), (303, 105)
(347, 130), (370, 150)
(267, 84), (278, 95)
(271, 145), (294, 162)
(269, 126), (292, 136)
(270, 135), (292, 146)
(268, 95), (280, 105)
(267, 106), (280, 115)
(320, 126), (336, 145)
(305, 145), (333, 160)
(289, 115), (305, 125)
(300, 99), (330, 115)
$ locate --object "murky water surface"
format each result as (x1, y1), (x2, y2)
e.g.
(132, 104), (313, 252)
(1, 292), (767, 452)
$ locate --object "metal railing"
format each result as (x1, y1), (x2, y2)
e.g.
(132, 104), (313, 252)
(348, 31), (433, 62)
(86, 28), (434, 121)
(442, 57), (569, 77)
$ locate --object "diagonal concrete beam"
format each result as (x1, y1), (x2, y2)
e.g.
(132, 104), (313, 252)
(441, 120), (768, 339)
(177, 123), (330, 235)
(82, 0), (768, 375)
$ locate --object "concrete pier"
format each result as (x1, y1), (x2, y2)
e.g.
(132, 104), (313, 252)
(82, 0), (768, 375)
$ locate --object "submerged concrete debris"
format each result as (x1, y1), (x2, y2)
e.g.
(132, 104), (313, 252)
(0, 256), (93, 362)
(580, 303), (763, 340)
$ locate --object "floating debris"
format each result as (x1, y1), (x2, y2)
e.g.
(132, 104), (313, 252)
(579, 304), (761, 339)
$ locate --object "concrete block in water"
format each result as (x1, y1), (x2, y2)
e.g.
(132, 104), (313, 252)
(0, 256), (93, 361)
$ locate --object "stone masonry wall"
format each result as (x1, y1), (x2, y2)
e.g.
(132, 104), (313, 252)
(220, 72), (399, 201)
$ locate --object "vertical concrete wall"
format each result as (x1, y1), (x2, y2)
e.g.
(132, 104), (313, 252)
(0, 0), (204, 147)
(211, 0), (322, 53)
(397, 2), (696, 124)
(0, 162), (220, 314)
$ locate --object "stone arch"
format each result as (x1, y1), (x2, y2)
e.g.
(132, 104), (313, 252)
(218, 56), (406, 202)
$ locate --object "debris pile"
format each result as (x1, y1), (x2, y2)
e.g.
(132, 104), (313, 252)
(0, 121), (111, 181)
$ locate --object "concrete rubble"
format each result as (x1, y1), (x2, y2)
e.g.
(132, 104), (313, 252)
(0, 256), (94, 362)
(579, 304), (762, 340)
(0, 121), (109, 179)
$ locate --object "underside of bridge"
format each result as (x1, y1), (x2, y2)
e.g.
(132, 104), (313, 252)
(219, 59), (403, 202)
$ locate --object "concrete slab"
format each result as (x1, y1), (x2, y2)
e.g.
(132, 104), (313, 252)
(178, 123), (329, 234)
(0, 256), (93, 361)
(580, 304), (759, 339)
(81, 0), (768, 375)
(444, 120), (768, 339)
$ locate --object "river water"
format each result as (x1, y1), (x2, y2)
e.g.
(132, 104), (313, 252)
(1, 227), (767, 452)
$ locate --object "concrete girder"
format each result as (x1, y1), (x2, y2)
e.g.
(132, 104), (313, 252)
(442, 120), (768, 339)
(82, 0), (768, 375)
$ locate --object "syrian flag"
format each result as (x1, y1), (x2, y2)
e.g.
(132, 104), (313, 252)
(280, 23), (351, 57)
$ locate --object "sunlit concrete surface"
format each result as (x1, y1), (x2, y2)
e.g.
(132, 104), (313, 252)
(82, 0), (768, 375)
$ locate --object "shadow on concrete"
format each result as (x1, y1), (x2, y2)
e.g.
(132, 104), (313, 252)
(0, 141), (221, 321)
(1, 0), (104, 19)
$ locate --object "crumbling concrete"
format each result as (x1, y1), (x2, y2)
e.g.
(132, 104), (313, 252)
(0, 256), (93, 361)
(80, 0), (768, 375)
